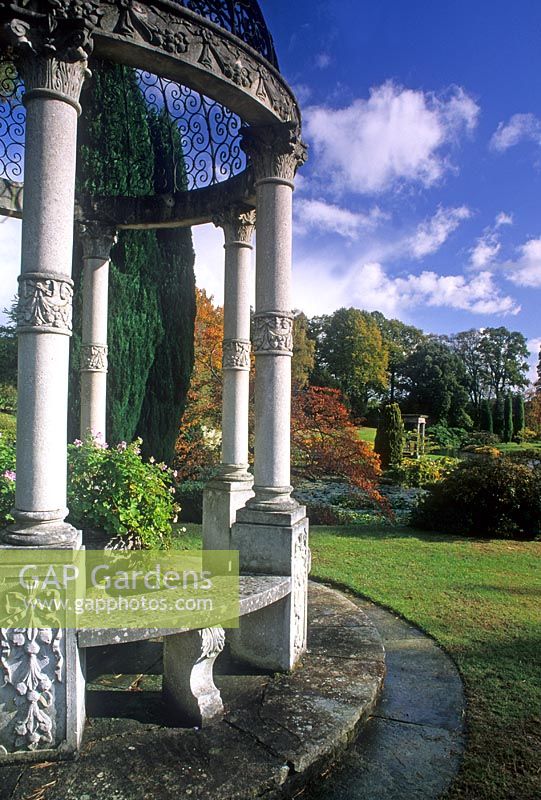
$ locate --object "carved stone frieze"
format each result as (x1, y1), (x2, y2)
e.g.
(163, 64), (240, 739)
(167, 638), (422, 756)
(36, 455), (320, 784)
(17, 273), (73, 334)
(214, 207), (256, 246)
(79, 220), (117, 260)
(0, 626), (64, 752)
(222, 338), (251, 370)
(241, 123), (307, 184)
(252, 312), (294, 355)
(80, 343), (108, 372)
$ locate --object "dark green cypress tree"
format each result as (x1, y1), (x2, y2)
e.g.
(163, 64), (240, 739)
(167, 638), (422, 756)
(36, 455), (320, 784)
(479, 399), (493, 433)
(374, 403), (404, 469)
(493, 396), (505, 438)
(513, 394), (525, 436)
(503, 395), (514, 443)
(72, 62), (195, 454)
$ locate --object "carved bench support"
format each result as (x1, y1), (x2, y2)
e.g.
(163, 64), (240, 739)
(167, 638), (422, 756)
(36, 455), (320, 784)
(162, 627), (225, 726)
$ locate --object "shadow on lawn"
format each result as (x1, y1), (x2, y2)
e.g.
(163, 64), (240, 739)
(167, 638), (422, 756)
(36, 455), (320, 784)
(314, 524), (493, 545)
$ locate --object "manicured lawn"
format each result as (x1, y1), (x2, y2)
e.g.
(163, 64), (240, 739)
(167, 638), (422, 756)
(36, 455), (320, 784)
(358, 426), (377, 445)
(496, 441), (541, 454)
(174, 522), (541, 800)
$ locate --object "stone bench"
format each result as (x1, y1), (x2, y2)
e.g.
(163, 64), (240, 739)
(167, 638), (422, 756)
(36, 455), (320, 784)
(77, 574), (292, 726)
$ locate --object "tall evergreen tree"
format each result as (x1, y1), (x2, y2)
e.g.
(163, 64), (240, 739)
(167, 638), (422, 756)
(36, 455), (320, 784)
(493, 396), (505, 438)
(72, 61), (195, 457)
(513, 394), (525, 435)
(480, 399), (493, 434)
(374, 403), (404, 469)
(503, 395), (514, 443)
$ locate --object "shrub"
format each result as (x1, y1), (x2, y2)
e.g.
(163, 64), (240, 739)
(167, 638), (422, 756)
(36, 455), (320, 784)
(393, 455), (459, 488)
(480, 399), (493, 433)
(0, 384), (17, 413)
(462, 445), (501, 458)
(374, 403), (404, 468)
(0, 412), (16, 443)
(426, 425), (468, 451)
(514, 427), (538, 443)
(68, 436), (179, 549)
(175, 479), (205, 523)
(464, 431), (500, 447)
(0, 432), (16, 527)
(412, 457), (541, 539)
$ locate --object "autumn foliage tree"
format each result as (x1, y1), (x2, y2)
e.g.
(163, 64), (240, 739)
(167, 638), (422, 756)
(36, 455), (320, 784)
(291, 386), (385, 509)
(174, 289), (223, 479)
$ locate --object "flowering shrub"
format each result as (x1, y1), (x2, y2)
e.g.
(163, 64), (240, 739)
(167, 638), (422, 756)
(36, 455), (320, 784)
(0, 432), (16, 526)
(67, 436), (179, 549)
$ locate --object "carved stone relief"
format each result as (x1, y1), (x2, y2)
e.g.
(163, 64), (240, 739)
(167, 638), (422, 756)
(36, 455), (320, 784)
(222, 338), (251, 370)
(17, 273), (73, 334)
(252, 312), (293, 355)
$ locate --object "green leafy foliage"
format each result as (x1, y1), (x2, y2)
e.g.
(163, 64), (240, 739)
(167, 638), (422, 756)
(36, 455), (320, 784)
(513, 394), (526, 438)
(393, 455), (459, 488)
(480, 398), (493, 433)
(0, 433), (16, 526)
(425, 424), (468, 450)
(67, 437), (179, 549)
(503, 394), (514, 443)
(412, 456), (541, 539)
(374, 402), (404, 468)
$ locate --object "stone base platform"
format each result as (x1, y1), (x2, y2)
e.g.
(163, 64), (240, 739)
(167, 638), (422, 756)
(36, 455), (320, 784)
(0, 584), (385, 800)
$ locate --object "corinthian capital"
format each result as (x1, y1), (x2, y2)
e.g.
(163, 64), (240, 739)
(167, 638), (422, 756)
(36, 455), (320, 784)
(79, 221), (118, 261)
(241, 123), (308, 185)
(214, 208), (256, 247)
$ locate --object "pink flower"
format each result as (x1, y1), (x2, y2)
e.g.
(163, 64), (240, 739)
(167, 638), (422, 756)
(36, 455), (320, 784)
(3, 470), (16, 482)
(73, 439), (83, 447)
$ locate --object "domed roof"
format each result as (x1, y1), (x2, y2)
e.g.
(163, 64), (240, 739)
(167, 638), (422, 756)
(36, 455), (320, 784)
(170, 0), (278, 66)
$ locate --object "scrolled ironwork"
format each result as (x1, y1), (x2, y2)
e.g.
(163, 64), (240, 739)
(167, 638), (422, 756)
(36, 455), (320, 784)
(136, 70), (247, 192)
(0, 60), (26, 183)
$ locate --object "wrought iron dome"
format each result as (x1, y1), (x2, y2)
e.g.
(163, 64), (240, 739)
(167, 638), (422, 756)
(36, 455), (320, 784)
(0, 0), (300, 226)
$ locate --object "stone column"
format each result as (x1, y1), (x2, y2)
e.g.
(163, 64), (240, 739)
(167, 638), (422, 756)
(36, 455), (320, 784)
(231, 124), (310, 671)
(202, 209), (255, 551)
(0, 20), (91, 761)
(79, 222), (117, 440)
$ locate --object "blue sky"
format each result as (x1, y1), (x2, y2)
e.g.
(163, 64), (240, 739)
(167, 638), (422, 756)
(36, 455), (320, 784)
(2, 0), (541, 377)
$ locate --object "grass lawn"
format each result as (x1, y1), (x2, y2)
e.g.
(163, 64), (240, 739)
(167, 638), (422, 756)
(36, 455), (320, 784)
(0, 411), (16, 442)
(496, 441), (541, 454)
(358, 426), (376, 445)
(174, 522), (541, 800)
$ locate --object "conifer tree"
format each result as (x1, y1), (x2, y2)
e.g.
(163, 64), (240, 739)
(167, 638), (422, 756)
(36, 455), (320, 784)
(503, 395), (514, 443)
(374, 403), (404, 469)
(513, 394), (525, 436)
(480, 398), (493, 433)
(493, 396), (505, 438)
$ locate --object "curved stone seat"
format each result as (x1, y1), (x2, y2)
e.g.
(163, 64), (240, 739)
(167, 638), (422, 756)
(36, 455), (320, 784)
(78, 574), (293, 726)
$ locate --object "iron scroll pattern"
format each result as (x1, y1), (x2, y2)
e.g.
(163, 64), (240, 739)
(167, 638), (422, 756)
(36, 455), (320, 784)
(137, 71), (246, 192)
(0, 60), (25, 184)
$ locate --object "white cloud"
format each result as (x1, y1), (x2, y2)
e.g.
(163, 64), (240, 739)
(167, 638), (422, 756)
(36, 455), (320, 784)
(490, 113), (541, 152)
(295, 199), (386, 240)
(304, 82), (479, 195)
(191, 223), (255, 306)
(315, 53), (331, 69)
(495, 211), (513, 228)
(407, 205), (471, 259)
(527, 337), (541, 384)
(293, 251), (519, 318)
(503, 237), (541, 287)
(0, 217), (21, 324)
(470, 233), (501, 269)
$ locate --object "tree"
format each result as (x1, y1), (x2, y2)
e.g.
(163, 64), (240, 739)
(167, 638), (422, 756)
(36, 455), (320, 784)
(513, 394), (526, 436)
(311, 307), (388, 417)
(292, 312), (316, 389)
(402, 338), (471, 427)
(371, 312), (425, 402)
(493, 396), (505, 438)
(175, 289), (223, 479)
(536, 346), (541, 394)
(503, 395), (514, 443)
(477, 327), (529, 399)
(480, 399), (493, 434)
(72, 61), (196, 455)
(450, 329), (489, 415)
(374, 403), (404, 469)
(291, 386), (385, 509)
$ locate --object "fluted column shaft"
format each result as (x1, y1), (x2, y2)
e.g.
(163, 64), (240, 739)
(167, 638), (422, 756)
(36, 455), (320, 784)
(2, 50), (89, 548)
(79, 223), (117, 440)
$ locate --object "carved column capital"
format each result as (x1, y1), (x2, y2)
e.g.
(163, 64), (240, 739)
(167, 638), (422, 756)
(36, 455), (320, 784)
(3, 14), (94, 113)
(241, 123), (307, 186)
(214, 208), (256, 248)
(79, 221), (118, 261)
(80, 343), (108, 373)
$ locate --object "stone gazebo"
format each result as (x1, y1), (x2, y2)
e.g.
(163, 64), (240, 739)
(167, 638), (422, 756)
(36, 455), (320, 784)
(0, 0), (309, 762)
